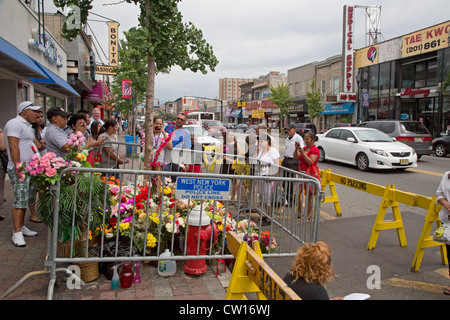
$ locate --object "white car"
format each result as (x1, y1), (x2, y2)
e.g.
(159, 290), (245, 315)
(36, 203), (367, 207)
(316, 127), (418, 171)
(183, 125), (221, 147)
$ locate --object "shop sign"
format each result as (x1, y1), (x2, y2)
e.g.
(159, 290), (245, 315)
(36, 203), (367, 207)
(338, 92), (357, 102)
(95, 65), (117, 75)
(402, 21), (450, 58)
(362, 92), (369, 108)
(107, 21), (119, 67)
(84, 81), (103, 101)
(252, 109), (265, 119)
(245, 100), (276, 110)
(342, 5), (355, 93)
(399, 87), (432, 98)
(28, 29), (63, 68)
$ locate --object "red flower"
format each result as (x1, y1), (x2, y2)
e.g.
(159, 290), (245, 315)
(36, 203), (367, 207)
(136, 203), (144, 210)
(109, 216), (117, 227)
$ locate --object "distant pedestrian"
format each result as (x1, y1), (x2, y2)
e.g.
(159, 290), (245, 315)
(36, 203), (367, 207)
(32, 110), (46, 156)
(435, 171), (450, 295)
(87, 107), (104, 132)
(4, 101), (42, 247)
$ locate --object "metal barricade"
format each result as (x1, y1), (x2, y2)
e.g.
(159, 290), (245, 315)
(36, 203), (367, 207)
(1, 138), (323, 300)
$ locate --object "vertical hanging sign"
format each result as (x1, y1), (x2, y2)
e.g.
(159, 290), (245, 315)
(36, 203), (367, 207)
(342, 5), (354, 93)
(122, 79), (132, 99)
(107, 21), (119, 67)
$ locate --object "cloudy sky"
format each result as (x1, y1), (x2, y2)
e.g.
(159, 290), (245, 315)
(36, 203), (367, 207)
(45, 0), (449, 104)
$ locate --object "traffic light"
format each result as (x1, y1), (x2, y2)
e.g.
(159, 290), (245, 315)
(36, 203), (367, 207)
(157, 100), (159, 105)
(184, 98), (186, 104)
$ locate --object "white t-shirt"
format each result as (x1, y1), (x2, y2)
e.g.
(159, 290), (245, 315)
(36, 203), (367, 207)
(285, 133), (304, 158)
(256, 147), (280, 176)
(4, 115), (36, 169)
(153, 132), (166, 164)
(436, 171), (450, 224)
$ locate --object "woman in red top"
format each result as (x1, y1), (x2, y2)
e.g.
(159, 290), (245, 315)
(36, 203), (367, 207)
(294, 131), (320, 221)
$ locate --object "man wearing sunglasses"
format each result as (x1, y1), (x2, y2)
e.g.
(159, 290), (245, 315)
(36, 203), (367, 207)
(163, 113), (191, 177)
(4, 101), (42, 247)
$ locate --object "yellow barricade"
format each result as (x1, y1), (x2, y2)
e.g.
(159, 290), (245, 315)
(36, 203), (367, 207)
(225, 231), (301, 300)
(202, 144), (221, 172)
(319, 169), (448, 271)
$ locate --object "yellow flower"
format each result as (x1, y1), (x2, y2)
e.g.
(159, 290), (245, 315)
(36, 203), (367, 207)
(146, 233), (157, 248)
(152, 217), (160, 225)
(119, 222), (130, 233)
(76, 153), (87, 161)
(164, 186), (171, 195)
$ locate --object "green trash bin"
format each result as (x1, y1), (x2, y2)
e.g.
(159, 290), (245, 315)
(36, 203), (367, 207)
(125, 136), (138, 155)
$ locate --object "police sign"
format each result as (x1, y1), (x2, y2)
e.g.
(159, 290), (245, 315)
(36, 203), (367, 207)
(175, 177), (230, 200)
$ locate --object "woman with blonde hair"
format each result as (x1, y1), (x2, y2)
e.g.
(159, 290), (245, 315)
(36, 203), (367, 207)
(283, 241), (336, 300)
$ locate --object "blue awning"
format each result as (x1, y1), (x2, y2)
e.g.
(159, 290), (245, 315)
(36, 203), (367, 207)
(28, 61), (80, 97)
(0, 37), (47, 79)
(229, 109), (242, 118)
(320, 102), (354, 115)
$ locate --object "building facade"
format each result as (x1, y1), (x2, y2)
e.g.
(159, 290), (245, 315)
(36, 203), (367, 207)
(219, 78), (252, 103)
(0, 0), (79, 127)
(287, 62), (316, 123)
(355, 20), (450, 138)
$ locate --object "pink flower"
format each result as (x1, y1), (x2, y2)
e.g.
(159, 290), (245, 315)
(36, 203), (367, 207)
(79, 137), (85, 144)
(16, 162), (23, 169)
(45, 168), (57, 177)
(39, 159), (50, 168)
(31, 154), (40, 160)
(35, 166), (44, 174)
(67, 139), (73, 146)
(29, 170), (36, 176)
(76, 131), (83, 138)
(71, 135), (78, 142)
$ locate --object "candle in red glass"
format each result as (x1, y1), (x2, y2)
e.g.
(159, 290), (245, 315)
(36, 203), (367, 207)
(120, 263), (134, 288)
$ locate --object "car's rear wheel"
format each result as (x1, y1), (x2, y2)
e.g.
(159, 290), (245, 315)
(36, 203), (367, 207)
(318, 147), (326, 162)
(434, 143), (448, 157)
(356, 153), (369, 171)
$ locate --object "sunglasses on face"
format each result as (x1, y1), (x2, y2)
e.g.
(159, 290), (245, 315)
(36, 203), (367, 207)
(176, 117), (186, 121)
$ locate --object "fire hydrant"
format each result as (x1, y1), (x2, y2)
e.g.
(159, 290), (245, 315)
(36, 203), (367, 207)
(184, 205), (218, 276)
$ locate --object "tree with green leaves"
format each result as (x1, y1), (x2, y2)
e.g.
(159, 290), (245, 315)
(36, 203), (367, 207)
(306, 76), (323, 120)
(54, 0), (218, 170)
(268, 83), (294, 128)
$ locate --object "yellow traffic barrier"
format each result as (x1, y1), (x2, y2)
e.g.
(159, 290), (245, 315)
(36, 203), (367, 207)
(367, 185), (407, 250)
(225, 231), (301, 300)
(203, 144), (221, 172)
(411, 196), (448, 271)
(318, 169), (447, 271)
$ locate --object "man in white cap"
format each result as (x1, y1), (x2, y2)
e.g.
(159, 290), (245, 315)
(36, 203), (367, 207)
(4, 101), (42, 247)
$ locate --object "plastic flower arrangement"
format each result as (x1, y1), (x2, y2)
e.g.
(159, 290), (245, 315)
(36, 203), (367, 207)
(259, 231), (278, 254)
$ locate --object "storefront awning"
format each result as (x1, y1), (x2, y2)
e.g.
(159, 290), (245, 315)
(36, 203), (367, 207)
(0, 37), (47, 79)
(28, 61), (80, 97)
(320, 102), (354, 115)
(229, 109), (242, 118)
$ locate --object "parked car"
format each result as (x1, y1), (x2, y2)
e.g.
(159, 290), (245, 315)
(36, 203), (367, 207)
(224, 123), (235, 130)
(430, 134), (450, 157)
(320, 123), (355, 134)
(234, 123), (249, 133)
(183, 125), (221, 147)
(202, 120), (226, 137)
(316, 127), (418, 171)
(292, 123), (317, 137)
(357, 120), (432, 158)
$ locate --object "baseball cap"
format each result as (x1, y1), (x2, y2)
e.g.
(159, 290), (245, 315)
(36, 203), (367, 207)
(46, 107), (71, 120)
(17, 101), (42, 113)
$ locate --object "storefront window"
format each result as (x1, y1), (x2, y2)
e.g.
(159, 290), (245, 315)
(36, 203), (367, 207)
(56, 98), (64, 109)
(34, 91), (45, 107)
(401, 64), (414, 88)
(46, 96), (56, 108)
(368, 65), (379, 98)
(426, 60), (437, 86)
(379, 62), (390, 97)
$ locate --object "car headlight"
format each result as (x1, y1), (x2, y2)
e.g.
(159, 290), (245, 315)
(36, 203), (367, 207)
(370, 148), (388, 157)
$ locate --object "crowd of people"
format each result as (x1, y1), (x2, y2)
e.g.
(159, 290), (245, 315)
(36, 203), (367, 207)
(0, 102), (125, 247)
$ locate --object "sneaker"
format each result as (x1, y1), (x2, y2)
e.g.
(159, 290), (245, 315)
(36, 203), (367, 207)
(12, 232), (26, 247)
(21, 226), (37, 237)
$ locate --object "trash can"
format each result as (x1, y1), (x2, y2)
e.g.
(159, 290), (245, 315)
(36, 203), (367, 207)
(125, 136), (138, 155)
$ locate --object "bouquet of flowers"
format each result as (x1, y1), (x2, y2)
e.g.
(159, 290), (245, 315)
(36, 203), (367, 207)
(65, 132), (91, 167)
(16, 151), (68, 188)
(149, 131), (174, 168)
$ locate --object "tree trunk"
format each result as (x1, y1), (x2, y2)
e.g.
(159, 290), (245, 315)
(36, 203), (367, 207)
(144, 54), (156, 171)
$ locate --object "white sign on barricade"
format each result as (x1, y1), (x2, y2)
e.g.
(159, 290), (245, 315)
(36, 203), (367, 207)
(175, 177), (230, 200)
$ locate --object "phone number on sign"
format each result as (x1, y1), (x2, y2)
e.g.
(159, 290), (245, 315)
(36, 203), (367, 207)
(405, 39), (444, 54)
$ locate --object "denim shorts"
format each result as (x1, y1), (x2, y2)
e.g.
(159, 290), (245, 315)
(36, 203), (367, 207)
(7, 168), (36, 209)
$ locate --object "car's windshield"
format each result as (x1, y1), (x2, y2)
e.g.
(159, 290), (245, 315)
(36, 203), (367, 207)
(355, 129), (393, 142)
(206, 121), (223, 126)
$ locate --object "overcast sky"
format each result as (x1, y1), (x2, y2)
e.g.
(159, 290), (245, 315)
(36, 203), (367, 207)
(45, 0), (449, 104)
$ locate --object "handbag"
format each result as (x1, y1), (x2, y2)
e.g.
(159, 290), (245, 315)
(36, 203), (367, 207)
(433, 223), (450, 245)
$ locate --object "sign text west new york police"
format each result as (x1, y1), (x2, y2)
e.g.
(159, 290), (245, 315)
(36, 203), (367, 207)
(175, 178), (230, 201)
